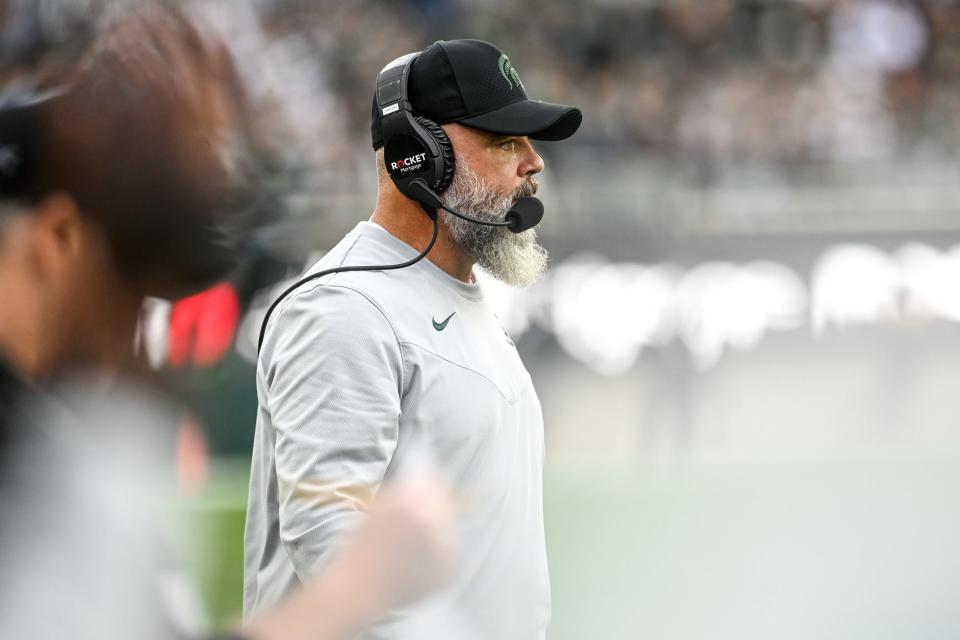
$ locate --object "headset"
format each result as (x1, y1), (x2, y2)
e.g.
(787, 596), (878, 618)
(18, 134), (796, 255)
(257, 50), (544, 352)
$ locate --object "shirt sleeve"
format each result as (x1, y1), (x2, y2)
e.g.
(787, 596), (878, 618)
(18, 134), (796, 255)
(260, 283), (404, 580)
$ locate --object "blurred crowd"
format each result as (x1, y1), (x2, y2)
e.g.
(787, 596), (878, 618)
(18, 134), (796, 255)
(6, 0), (960, 201)
(243, 0), (960, 169)
(207, 0), (960, 169)
(234, 0), (960, 174)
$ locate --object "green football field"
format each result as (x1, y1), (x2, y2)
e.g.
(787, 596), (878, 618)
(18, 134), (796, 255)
(179, 456), (960, 639)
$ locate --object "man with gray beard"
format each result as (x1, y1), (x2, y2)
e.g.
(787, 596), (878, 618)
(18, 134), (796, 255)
(245, 40), (581, 639)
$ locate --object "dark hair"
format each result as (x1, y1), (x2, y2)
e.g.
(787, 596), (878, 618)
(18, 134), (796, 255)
(0, 6), (268, 294)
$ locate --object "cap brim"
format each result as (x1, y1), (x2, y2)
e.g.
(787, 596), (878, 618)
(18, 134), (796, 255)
(457, 99), (582, 141)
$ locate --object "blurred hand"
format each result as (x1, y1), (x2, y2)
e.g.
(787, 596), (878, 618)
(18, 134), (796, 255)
(242, 473), (457, 640)
(338, 472), (458, 610)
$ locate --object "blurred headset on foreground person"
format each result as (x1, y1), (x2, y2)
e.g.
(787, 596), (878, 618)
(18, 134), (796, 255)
(0, 5), (454, 640)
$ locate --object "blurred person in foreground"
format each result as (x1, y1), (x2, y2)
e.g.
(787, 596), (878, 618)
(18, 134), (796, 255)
(0, 6), (453, 640)
(247, 39), (581, 639)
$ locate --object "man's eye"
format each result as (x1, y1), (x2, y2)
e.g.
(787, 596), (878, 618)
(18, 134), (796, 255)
(499, 139), (516, 150)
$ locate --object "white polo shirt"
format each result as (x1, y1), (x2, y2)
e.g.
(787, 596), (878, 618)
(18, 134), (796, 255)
(244, 221), (550, 639)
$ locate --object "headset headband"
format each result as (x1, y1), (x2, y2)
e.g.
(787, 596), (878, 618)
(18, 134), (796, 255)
(376, 51), (418, 118)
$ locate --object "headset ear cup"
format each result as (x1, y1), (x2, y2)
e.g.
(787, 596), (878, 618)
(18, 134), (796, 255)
(415, 116), (455, 194)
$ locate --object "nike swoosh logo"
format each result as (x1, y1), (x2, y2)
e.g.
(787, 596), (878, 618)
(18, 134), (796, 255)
(432, 312), (456, 332)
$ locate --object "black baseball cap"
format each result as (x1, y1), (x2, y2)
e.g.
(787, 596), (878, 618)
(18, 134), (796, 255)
(371, 39), (582, 149)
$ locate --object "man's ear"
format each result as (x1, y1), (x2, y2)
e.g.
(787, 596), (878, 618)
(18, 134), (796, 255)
(27, 192), (89, 280)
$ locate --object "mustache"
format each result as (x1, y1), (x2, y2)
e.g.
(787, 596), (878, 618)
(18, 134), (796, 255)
(512, 176), (538, 203)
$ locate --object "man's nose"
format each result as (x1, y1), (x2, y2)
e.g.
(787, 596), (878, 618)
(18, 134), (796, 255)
(519, 138), (545, 177)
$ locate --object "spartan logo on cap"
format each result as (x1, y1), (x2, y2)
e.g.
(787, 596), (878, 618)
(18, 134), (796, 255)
(498, 54), (524, 91)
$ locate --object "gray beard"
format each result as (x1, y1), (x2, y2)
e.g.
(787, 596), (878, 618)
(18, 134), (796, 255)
(440, 162), (548, 288)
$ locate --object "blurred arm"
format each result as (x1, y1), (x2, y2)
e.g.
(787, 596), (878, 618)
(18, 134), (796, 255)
(241, 472), (456, 640)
